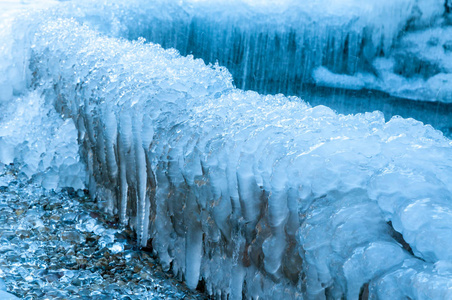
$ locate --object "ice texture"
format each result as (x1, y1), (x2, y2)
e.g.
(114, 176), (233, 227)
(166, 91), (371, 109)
(52, 0), (451, 102)
(0, 0), (85, 190)
(0, 91), (86, 190)
(370, 26), (452, 103)
(10, 0), (451, 103)
(6, 11), (450, 298)
(40, 0), (452, 137)
(1, 1), (452, 299)
(0, 290), (20, 300)
(315, 25), (452, 103)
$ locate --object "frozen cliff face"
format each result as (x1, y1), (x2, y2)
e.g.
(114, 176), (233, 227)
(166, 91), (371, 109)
(1, 1), (452, 299)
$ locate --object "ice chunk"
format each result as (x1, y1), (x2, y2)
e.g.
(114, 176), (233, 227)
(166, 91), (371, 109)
(108, 242), (124, 254)
(313, 66), (372, 91)
(0, 91), (86, 190)
(0, 138), (14, 165)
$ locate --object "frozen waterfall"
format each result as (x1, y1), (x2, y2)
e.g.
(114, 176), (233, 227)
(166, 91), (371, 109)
(31, 0), (452, 136)
(1, 0), (452, 299)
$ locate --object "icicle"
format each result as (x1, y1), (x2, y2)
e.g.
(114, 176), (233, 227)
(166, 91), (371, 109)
(117, 112), (132, 225)
(185, 193), (203, 290)
(132, 112), (149, 246)
(103, 107), (118, 183)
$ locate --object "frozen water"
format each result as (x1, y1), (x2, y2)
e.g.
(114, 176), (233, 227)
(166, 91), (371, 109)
(1, 0), (452, 299)
(0, 290), (20, 300)
(0, 1), (86, 191)
(8, 0), (443, 101)
(17, 13), (452, 299)
(79, 0), (450, 103)
(43, 0), (452, 135)
(0, 91), (86, 190)
(369, 26), (452, 103)
(0, 278), (6, 291)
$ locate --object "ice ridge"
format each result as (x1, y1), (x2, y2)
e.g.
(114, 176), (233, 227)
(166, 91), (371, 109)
(8, 11), (450, 299)
(1, 1), (452, 298)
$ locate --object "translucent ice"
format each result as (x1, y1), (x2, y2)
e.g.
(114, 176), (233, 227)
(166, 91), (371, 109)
(1, 1), (452, 299)
(0, 0), (85, 191)
(0, 278), (6, 291)
(0, 91), (86, 190)
(0, 290), (20, 300)
(56, 0), (449, 102)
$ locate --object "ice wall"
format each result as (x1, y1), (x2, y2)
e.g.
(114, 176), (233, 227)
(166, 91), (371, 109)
(5, 7), (449, 298)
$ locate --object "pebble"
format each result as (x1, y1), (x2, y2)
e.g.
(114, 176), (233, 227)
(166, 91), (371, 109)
(0, 165), (209, 299)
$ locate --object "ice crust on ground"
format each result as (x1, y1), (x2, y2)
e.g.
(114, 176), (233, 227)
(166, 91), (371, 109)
(1, 1), (452, 299)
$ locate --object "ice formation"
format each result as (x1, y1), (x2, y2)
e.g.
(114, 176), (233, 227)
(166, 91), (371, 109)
(0, 278), (18, 300)
(0, 290), (19, 300)
(57, 0), (451, 103)
(41, 0), (452, 134)
(0, 0), (85, 190)
(1, 0), (452, 299)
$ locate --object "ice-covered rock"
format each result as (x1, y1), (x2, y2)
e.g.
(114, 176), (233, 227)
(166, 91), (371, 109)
(1, 1), (452, 299)
(12, 12), (450, 298)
